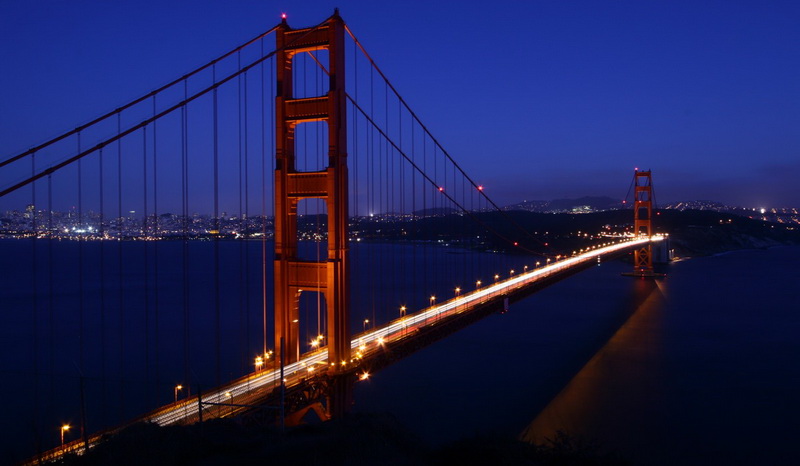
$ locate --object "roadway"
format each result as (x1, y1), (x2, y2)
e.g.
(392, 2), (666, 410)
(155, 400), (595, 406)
(32, 234), (662, 463)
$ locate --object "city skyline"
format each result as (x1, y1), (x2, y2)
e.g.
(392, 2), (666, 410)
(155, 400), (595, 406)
(1, 1), (799, 210)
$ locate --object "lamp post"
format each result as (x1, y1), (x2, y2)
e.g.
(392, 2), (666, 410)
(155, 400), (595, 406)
(494, 274), (499, 282)
(254, 355), (264, 372)
(430, 295), (436, 307)
(60, 424), (70, 448)
(225, 391), (233, 415)
(454, 287), (460, 297)
(476, 280), (481, 289)
(174, 384), (183, 403)
(363, 319), (370, 332)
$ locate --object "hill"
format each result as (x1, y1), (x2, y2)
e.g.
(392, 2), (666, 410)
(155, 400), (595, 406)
(352, 209), (800, 257)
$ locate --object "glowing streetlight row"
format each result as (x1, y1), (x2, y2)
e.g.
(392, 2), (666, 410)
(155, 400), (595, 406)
(60, 424), (70, 447)
(145, 236), (660, 431)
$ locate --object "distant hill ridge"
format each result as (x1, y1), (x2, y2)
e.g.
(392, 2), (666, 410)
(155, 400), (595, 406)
(505, 196), (622, 213)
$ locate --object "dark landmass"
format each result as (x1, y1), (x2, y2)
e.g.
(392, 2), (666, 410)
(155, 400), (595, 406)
(648, 209), (799, 257)
(53, 413), (627, 466)
(38, 209), (796, 465)
(352, 208), (800, 258)
(504, 196), (622, 212)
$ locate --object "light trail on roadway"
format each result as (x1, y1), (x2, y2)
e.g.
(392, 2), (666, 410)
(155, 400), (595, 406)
(36, 235), (662, 463)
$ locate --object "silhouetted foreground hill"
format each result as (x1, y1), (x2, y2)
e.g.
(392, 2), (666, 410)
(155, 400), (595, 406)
(54, 413), (627, 466)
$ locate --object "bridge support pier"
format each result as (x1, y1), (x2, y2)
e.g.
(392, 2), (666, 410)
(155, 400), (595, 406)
(280, 373), (354, 427)
(326, 374), (354, 419)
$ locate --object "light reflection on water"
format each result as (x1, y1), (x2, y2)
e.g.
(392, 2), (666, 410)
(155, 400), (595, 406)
(520, 279), (667, 456)
(355, 247), (800, 465)
(517, 248), (800, 465)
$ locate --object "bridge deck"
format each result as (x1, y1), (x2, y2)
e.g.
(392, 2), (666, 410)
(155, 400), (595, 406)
(31, 235), (662, 464)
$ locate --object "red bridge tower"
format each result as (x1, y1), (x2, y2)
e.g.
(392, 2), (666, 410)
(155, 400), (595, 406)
(273, 12), (350, 371)
(624, 169), (664, 278)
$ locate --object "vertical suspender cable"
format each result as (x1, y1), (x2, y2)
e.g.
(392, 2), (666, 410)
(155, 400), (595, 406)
(236, 51), (247, 372)
(98, 146), (107, 426)
(422, 128), (429, 306)
(260, 41), (268, 359)
(78, 133), (85, 375)
(351, 38), (359, 329)
(238, 51), (245, 373)
(181, 80), (190, 395)
(47, 173), (54, 411)
(152, 96), (160, 400)
(411, 107), (416, 313)
(389, 91), (396, 316)
(31, 152), (40, 453)
(117, 113), (125, 422)
(213, 64), (221, 390)
(243, 65), (252, 373)
(142, 125), (150, 406)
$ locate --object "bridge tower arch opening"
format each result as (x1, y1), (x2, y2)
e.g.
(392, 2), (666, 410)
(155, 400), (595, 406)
(274, 12), (350, 371)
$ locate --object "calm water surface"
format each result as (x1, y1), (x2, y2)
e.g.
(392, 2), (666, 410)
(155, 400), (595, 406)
(354, 246), (800, 465)
(1, 241), (799, 464)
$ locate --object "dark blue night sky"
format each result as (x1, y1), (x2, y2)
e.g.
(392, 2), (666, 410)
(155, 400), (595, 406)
(1, 0), (798, 208)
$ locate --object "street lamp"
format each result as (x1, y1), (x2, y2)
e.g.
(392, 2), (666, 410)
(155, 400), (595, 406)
(254, 355), (264, 372)
(174, 384), (183, 403)
(454, 287), (460, 297)
(523, 265), (528, 273)
(60, 424), (70, 448)
(225, 391), (233, 415)
(363, 319), (370, 332)
(494, 274), (499, 282)
(509, 269), (514, 276)
(476, 280), (481, 289)
(399, 306), (406, 317)
(536, 261), (540, 268)
(430, 295), (436, 307)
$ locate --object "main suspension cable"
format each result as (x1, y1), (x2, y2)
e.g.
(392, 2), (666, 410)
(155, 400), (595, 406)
(0, 25), (282, 170)
(1, 15), (334, 198)
(344, 24), (546, 250)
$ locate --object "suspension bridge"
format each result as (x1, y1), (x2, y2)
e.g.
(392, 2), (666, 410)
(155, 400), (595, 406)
(0, 10), (664, 463)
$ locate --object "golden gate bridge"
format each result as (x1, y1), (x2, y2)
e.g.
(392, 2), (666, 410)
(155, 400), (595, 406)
(0, 10), (663, 463)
